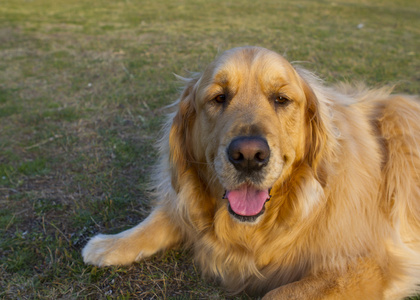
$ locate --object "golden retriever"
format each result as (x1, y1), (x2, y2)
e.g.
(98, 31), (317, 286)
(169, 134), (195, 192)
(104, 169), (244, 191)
(82, 46), (420, 299)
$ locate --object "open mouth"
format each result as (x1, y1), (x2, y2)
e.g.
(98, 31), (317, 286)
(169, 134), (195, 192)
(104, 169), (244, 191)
(223, 184), (271, 222)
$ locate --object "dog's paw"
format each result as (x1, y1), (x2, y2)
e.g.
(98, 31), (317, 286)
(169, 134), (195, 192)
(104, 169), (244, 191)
(82, 234), (142, 266)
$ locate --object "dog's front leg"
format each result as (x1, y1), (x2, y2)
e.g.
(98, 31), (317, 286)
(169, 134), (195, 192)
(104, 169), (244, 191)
(82, 207), (181, 266)
(262, 257), (386, 300)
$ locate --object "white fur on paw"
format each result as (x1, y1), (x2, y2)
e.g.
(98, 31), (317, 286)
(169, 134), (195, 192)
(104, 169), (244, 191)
(135, 251), (145, 262)
(82, 234), (123, 266)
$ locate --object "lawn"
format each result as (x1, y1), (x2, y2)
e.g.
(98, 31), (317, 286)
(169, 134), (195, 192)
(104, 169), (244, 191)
(0, 0), (419, 298)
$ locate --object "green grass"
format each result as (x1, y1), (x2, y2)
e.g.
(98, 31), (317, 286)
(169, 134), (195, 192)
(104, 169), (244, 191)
(0, 0), (419, 298)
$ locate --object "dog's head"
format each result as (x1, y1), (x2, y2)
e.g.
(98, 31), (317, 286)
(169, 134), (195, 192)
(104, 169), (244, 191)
(169, 47), (327, 223)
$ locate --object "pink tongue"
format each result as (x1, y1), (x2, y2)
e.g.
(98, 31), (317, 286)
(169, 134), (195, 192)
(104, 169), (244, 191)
(226, 185), (270, 216)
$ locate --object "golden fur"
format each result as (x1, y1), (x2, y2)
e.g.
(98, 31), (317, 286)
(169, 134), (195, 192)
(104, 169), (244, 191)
(83, 47), (420, 299)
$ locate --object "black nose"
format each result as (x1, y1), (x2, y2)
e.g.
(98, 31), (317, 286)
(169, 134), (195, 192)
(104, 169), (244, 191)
(227, 136), (270, 172)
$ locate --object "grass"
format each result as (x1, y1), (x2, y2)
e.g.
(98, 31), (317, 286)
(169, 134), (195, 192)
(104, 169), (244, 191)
(0, 0), (419, 298)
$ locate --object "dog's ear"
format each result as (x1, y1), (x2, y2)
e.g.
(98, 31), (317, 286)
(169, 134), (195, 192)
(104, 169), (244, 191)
(168, 77), (199, 193)
(301, 79), (329, 182)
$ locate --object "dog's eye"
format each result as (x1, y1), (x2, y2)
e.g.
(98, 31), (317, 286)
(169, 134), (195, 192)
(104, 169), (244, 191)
(214, 94), (226, 104)
(275, 95), (290, 106)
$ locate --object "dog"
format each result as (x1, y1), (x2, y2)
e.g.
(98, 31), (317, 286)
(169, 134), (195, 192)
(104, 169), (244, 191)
(82, 46), (420, 299)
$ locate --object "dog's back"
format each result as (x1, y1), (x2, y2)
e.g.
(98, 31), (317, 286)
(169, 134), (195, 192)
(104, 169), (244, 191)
(364, 94), (420, 299)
